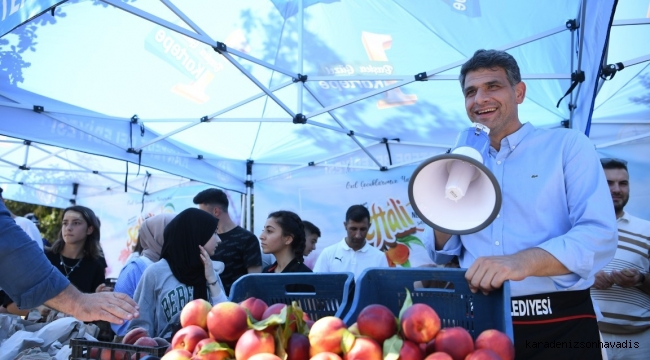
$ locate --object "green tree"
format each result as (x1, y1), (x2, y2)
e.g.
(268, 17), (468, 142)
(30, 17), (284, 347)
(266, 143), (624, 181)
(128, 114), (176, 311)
(4, 200), (63, 245)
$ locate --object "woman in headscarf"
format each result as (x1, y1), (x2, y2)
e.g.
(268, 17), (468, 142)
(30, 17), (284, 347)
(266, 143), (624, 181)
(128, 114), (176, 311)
(111, 213), (176, 336)
(128, 208), (227, 339)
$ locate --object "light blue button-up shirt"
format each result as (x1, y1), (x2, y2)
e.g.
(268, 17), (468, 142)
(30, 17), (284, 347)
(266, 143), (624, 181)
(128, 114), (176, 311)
(432, 123), (617, 297)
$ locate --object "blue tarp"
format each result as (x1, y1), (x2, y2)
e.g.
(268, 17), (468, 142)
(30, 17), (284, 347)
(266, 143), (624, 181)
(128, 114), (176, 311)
(1, 0), (647, 220)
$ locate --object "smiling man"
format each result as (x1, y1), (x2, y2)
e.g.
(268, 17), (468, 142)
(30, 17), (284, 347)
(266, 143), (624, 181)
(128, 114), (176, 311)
(592, 158), (650, 360)
(312, 205), (388, 279)
(429, 49), (617, 359)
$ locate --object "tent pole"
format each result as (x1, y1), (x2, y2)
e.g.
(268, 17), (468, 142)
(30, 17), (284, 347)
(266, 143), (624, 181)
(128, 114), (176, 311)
(245, 160), (253, 231)
(297, 0), (304, 115)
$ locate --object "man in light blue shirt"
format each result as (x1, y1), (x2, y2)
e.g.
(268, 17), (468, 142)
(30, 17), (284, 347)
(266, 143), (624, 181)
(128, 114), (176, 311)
(430, 49), (616, 359)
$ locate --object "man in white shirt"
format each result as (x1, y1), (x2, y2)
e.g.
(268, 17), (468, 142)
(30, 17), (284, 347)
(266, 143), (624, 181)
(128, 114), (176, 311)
(313, 205), (389, 279)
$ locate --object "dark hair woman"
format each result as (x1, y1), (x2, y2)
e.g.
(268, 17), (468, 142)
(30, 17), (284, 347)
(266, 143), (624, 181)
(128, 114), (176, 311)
(260, 210), (311, 273)
(46, 205), (107, 294)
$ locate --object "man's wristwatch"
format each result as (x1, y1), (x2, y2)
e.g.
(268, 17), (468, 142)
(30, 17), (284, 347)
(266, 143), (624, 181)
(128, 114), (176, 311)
(635, 272), (646, 287)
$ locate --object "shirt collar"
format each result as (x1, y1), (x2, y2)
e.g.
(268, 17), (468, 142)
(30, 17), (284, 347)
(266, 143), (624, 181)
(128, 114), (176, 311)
(341, 238), (370, 252)
(617, 211), (631, 223)
(490, 122), (535, 157)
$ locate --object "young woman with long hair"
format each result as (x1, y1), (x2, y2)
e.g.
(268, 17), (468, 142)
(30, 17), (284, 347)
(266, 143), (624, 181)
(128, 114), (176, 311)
(260, 210), (311, 273)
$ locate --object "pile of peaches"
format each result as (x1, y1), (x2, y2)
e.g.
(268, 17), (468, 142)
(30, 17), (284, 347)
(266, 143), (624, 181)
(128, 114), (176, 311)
(140, 291), (514, 360)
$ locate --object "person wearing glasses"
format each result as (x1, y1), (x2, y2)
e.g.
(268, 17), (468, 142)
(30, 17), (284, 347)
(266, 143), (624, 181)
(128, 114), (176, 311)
(429, 49), (617, 359)
(591, 158), (650, 360)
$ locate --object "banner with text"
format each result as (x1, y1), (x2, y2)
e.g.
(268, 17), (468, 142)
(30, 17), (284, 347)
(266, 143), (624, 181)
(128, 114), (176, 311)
(254, 166), (435, 269)
(78, 184), (243, 278)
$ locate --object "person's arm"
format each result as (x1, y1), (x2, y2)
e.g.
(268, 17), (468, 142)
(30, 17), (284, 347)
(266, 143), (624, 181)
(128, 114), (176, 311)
(200, 245), (227, 303)
(434, 230), (452, 250)
(43, 284), (138, 324)
(466, 133), (617, 294)
(125, 267), (156, 335)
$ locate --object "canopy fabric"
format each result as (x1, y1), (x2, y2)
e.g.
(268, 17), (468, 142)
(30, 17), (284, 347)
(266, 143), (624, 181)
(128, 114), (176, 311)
(591, 1), (650, 220)
(0, 0), (631, 213)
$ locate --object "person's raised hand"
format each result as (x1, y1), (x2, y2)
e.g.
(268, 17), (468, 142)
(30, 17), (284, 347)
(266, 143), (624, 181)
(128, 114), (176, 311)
(199, 245), (216, 283)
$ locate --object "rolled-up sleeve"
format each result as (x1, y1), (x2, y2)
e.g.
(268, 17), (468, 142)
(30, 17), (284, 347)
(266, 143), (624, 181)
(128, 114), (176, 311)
(0, 202), (69, 308)
(429, 234), (462, 265)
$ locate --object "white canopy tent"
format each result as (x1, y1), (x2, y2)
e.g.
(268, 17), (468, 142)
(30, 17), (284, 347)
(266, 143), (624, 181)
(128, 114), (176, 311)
(4, 0), (648, 224)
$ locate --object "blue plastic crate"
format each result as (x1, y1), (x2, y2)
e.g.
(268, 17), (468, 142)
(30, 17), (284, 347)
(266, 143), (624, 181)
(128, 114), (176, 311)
(343, 268), (513, 342)
(229, 272), (355, 321)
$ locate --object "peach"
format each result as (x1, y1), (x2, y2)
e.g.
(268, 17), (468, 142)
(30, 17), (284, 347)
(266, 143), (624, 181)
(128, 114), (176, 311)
(100, 349), (125, 360)
(180, 298), (212, 331)
(464, 349), (502, 360)
(356, 304), (397, 343)
(192, 338), (231, 360)
(235, 329), (275, 360)
(386, 243), (410, 265)
(400, 303), (441, 343)
(423, 353), (452, 360)
(240, 297), (269, 321)
(122, 327), (149, 344)
(287, 332), (311, 360)
(134, 336), (158, 347)
(474, 330), (514, 360)
(308, 316), (347, 356)
(434, 326), (474, 360)
(248, 354), (282, 360)
(171, 325), (208, 353)
(262, 303), (297, 331)
(343, 337), (382, 360)
(400, 340), (424, 360)
(422, 339), (435, 355)
(433, 327), (473, 360)
(310, 353), (343, 360)
(207, 302), (249, 344)
(161, 349), (192, 360)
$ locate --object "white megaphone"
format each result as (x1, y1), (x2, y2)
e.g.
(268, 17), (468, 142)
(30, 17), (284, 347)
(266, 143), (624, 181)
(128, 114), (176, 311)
(408, 124), (502, 234)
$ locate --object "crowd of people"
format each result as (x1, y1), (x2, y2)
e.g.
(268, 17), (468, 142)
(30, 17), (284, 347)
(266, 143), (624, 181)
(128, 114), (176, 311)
(0, 49), (648, 360)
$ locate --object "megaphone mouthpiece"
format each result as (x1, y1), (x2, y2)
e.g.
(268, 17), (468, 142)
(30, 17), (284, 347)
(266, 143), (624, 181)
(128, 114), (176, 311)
(445, 160), (477, 201)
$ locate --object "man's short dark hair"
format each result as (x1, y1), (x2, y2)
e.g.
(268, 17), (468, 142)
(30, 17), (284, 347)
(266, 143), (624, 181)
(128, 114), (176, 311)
(0, 187), (3, 200)
(600, 158), (628, 172)
(346, 205), (370, 223)
(302, 220), (321, 237)
(193, 188), (229, 210)
(459, 49), (521, 89)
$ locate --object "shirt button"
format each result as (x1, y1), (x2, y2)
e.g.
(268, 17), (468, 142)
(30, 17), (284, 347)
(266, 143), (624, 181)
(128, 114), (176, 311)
(496, 161), (502, 164)
(511, 146), (516, 150)
(495, 241), (500, 245)
(497, 214), (500, 218)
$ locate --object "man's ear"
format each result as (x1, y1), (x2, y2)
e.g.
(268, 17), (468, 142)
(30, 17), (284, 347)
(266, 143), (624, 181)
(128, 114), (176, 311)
(515, 81), (526, 104)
